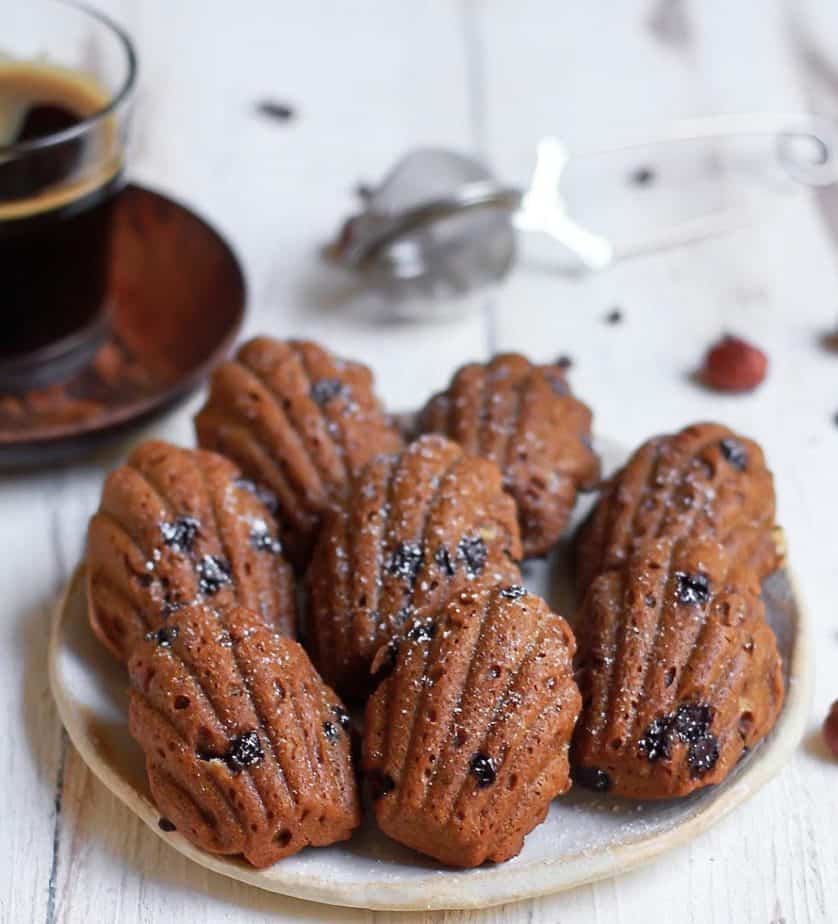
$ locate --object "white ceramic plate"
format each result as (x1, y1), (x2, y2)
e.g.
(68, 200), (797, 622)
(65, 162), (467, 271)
(49, 438), (812, 911)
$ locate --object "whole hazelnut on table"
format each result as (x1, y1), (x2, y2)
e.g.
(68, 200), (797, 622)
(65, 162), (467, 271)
(698, 335), (768, 393)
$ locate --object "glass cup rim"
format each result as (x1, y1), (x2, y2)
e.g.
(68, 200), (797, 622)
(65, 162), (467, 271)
(0, 0), (137, 159)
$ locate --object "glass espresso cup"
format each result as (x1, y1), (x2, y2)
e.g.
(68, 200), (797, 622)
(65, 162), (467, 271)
(0, 1), (136, 392)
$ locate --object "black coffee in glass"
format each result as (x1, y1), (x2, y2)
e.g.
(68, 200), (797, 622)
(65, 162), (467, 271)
(0, 64), (123, 372)
(0, 2), (135, 392)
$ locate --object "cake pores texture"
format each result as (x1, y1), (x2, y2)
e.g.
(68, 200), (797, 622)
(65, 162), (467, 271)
(571, 535), (784, 799)
(363, 585), (581, 867)
(86, 440), (295, 662)
(128, 602), (360, 867)
(194, 337), (403, 566)
(306, 434), (523, 700)
(575, 422), (781, 593)
(418, 353), (600, 558)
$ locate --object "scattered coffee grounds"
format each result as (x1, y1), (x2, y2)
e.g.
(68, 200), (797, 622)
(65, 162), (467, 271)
(158, 817), (176, 832)
(630, 166), (656, 186)
(698, 334), (767, 393)
(604, 308), (623, 325)
(255, 100), (295, 122)
(555, 354), (573, 369)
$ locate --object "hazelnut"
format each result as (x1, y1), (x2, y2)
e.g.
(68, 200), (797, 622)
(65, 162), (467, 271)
(698, 335), (768, 393)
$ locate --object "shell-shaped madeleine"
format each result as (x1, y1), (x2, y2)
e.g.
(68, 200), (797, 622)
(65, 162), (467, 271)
(128, 602), (360, 868)
(571, 536), (784, 799)
(363, 585), (581, 868)
(575, 422), (780, 592)
(87, 440), (295, 662)
(194, 337), (403, 565)
(418, 353), (600, 558)
(306, 435), (523, 700)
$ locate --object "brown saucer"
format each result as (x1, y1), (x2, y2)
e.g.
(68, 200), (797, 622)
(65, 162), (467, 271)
(0, 184), (245, 468)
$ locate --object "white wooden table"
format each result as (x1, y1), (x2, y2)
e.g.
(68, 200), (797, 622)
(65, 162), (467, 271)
(3, 2), (838, 922)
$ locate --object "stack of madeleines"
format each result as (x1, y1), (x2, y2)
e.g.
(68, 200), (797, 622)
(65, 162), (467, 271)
(86, 336), (785, 869)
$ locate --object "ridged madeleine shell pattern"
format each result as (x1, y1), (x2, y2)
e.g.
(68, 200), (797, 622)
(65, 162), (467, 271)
(572, 535), (784, 799)
(128, 602), (360, 868)
(575, 422), (780, 592)
(363, 585), (581, 868)
(87, 440), (295, 662)
(194, 337), (403, 565)
(418, 353), (600, 558)
(306, 435), (523, 700)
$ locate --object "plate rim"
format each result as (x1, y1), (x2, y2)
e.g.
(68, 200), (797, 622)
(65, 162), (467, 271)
(49, 559), (813, 912)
